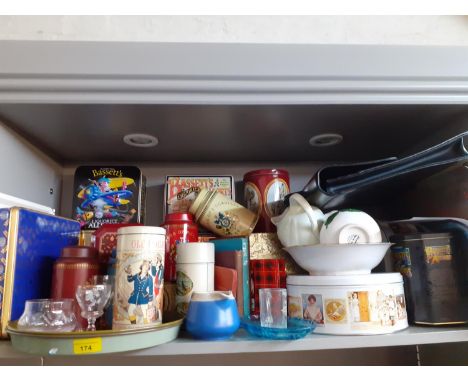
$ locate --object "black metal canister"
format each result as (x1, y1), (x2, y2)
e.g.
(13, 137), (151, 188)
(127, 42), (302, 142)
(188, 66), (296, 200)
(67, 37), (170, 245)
(390, 233), (468, 325)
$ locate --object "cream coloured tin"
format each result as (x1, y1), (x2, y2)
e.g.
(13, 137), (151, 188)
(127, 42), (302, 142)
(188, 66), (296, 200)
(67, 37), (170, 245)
(175, 242), (215, 317)
(189, 188), (258, 237)
(287, 273), (408, 335)
(113, 226), (166, 330)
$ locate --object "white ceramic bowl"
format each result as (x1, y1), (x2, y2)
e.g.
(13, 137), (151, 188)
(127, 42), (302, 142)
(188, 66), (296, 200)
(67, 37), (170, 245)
(285, 243), (392, 276)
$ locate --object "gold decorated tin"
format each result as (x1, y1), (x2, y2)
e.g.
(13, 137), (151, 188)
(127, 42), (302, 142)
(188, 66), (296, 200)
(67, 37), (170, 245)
(189, 189), (258, 237)
(249, 233), (307, 275)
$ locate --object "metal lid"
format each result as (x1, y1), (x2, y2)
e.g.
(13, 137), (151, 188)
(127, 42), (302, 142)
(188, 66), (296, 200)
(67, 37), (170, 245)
(390, 233), (452, 242)
(61, 245), (98, 259)
(176, 242), (215, 264)
(163, 213), (195, 225)
(287, 272), (403, 287)
(117, 226), (166, 236)
(243, 169), (289, 178)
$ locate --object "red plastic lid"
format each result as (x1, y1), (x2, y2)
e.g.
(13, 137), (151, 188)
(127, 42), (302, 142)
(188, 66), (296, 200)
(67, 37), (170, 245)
(163, 213), (195, 224)
(61, 246), (98, 258)
(243, 169), (289, 178)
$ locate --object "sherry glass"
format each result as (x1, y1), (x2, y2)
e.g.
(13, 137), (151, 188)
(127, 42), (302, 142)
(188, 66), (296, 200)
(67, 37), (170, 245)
(75, 284), (111, 331)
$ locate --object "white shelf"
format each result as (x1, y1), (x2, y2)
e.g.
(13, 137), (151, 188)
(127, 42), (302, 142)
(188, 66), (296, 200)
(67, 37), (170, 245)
(125, 326), (468, 356)
(1, 326), (468, 361)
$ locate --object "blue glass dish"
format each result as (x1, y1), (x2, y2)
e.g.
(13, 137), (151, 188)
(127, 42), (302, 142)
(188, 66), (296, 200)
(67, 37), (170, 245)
(240, 317), (315, 340)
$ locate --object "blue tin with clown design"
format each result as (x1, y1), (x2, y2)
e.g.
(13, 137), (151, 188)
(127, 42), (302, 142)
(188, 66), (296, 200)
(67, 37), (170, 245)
(0, 207), (80, 337)
(72, 166), (146, 230)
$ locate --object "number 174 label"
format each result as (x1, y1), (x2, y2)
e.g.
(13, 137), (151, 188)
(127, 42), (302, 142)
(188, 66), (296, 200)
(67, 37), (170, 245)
(73, 337), (103, 354)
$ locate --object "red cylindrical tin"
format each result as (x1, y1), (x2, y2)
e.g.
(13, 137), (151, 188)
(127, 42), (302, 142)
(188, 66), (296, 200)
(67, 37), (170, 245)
(162, 213), (199, 282)
(243, 169), (290, 233)
(50, 246), (100, 329)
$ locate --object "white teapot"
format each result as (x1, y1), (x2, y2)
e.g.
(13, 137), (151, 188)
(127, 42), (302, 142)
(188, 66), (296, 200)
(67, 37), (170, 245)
(271, 193), (325, 248)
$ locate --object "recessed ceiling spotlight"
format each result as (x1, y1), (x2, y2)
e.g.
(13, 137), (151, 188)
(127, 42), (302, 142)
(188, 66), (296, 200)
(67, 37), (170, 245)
(123, 133), (159, 148)
(309, 133), (343, 147)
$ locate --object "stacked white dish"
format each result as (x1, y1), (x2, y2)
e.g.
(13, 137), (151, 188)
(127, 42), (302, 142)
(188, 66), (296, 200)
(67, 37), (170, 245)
(272, 194), (408, 335)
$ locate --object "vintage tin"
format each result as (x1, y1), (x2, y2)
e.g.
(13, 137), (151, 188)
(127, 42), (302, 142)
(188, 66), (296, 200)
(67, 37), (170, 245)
(164, 175), (235, 216)
(243, 169), (290, 233)
(287, 273), (408, 335)
(72, 165), (146, 230)
(0, 208), (80, 337)
(113, 226), (166, 330)
(249, 233), (307, 275)
(50, 246), (100, 329)
(162, 213), (199, 282)
(250, 259), (287, 316)
(175, 242), (214, 317)
(93, 223), (142, 266)
(390, 233), (468, 325)
(189, 189), (258, 237)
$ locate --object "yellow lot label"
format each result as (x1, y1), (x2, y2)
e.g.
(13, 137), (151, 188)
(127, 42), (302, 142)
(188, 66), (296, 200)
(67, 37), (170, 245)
(73, 337), (103, 354)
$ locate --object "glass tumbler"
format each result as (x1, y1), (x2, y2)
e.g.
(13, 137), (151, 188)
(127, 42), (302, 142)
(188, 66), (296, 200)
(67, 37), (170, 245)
(259, 288), (287, 329)
(17, 299), (77, 332)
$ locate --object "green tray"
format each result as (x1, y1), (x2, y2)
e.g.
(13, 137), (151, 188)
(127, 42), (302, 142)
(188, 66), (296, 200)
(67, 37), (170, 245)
(6, 319), (183, 356)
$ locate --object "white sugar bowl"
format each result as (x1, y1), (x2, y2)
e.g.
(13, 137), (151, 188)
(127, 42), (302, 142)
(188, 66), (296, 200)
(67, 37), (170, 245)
(271, 193), (325, 247)
(319, 209), (382, 245)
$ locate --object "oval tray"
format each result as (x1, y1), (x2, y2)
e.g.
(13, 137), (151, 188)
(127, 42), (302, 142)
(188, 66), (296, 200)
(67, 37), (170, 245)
(6, 319), (183, 356)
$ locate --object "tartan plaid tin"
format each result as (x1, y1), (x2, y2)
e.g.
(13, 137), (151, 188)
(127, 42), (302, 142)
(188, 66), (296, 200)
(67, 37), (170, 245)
(249, 259), (286, 316)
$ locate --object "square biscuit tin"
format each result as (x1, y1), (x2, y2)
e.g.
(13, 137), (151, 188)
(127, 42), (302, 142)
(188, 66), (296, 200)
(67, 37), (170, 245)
(164, 175), (235, 217)
(72, 166), (146, 230)
(0, 207), (80, 337)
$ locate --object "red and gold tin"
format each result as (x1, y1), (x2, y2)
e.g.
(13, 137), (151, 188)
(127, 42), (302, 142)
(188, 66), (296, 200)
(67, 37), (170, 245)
(162, 213), (199, 282)
(50, 246), (100, 329)
(243, 169), (290, 233)
(93, 223), (142, 267)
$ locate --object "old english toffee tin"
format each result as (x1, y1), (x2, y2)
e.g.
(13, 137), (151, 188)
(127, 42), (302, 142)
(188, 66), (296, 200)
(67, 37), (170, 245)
(113, 226), (166, 330)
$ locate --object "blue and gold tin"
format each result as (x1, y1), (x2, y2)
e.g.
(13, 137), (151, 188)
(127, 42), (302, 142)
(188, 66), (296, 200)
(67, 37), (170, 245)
(0, 207), (80, 337)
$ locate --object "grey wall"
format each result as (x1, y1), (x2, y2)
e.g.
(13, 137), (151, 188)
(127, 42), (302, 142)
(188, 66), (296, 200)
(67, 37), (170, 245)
(0, 121), (62, 211)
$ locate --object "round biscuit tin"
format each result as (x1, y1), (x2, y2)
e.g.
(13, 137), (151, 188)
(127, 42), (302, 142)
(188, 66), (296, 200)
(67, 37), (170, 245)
(113, 226), (166, 330)
(287, 273), (408, 335)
